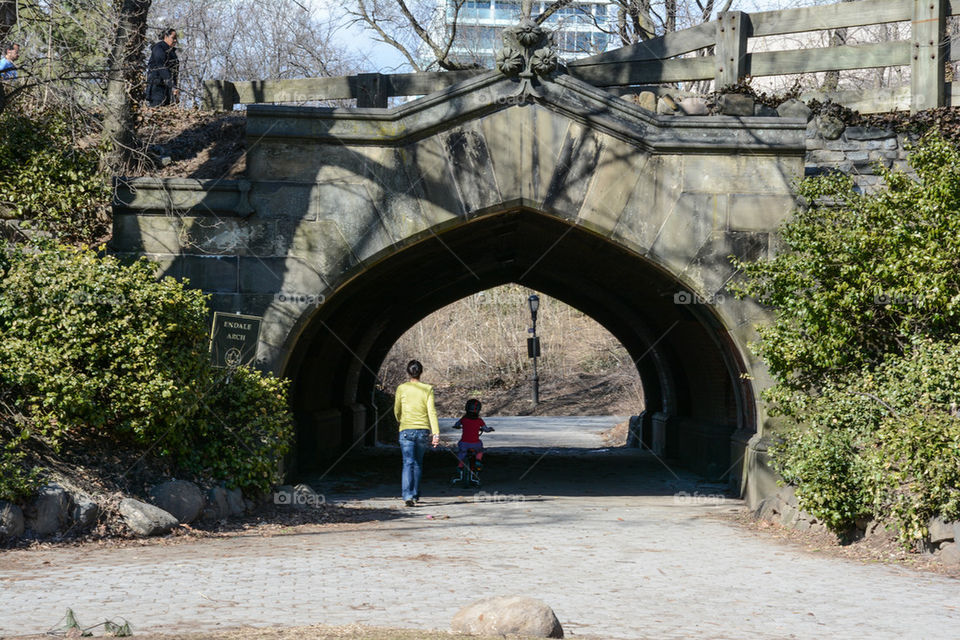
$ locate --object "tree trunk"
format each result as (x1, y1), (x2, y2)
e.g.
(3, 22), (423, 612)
(102, 0), (151, 175)
(0, 0), (16, 45)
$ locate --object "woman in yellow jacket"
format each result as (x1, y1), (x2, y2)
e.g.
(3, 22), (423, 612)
(394, 360), (440, 506)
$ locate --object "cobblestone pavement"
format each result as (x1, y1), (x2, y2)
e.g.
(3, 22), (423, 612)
(2, 444), (960, 639)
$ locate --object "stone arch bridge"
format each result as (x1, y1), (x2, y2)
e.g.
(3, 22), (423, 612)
(120, 0), (931, 506)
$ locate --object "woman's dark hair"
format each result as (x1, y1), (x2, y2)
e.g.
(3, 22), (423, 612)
(406, 360), (423, 378)
(465, 398), (482, 419)
(161, 28), (177, 39)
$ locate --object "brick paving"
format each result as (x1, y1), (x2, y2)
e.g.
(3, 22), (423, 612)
(2, 446), (960, 639)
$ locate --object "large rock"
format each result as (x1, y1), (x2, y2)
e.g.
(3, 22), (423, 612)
(0, 500), (25, 540)
(226, 488), (246, 516)
(755, 495), (782, 521)
(940, 542), (960, 566)
(203, 487), (230, 521)
(118, 498), (178, 536)
(777, 98), (812, 121)
(150, 480), (204, 524)
(677, 97), (708, 116)
(718, 93), (755, 116)
(635, 91), (656, 113)
(775, 484), (797, 508)
(25, 484), (72, 535)
(71, 493), (99, 531)
(929, 517), (956, 545)
(656, 95), (678, 115)
(451, 596), (564, 638)
(815, 114), (845, 140)
(754, 103), (778, 117)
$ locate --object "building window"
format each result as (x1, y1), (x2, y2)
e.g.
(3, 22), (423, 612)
(495, 1), (522, 20)
(457, 0), (491, 21)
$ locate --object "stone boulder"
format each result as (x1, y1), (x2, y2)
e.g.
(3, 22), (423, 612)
(718, 93), (755, 116)
(815, 114), (845, 140)
(777, 98), (812, 121)
(754, 103), (778, 117)
(677, 97), (708, 116)
(635, 91), (656, 113)
(203, 487), (230, 521)
(656, 95), (678, 115)
(226, 488), (246, 516)
(928, 517), (956, 545)
(0, 500), (25, 540)
(940, 542), (960, 567)
(149, 480), (204, 524)
(25, 484), (72, 535)
(71, 493), (99, 531)
(451, 596), (564, 638)
(118, 498), (178, 536)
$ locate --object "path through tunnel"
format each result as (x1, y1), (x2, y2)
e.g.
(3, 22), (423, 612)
(284, 209), (755, 485)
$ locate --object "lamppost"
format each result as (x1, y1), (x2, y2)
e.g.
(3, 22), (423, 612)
(527, 294), (540, 406)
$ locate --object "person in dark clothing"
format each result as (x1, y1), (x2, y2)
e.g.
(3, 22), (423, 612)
(146, 28), (179, 107)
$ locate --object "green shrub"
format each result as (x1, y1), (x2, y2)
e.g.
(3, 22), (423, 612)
(0, 428), (41, 502)
(733, 133), (960, 542)
(0, 109), (110, 243)
(0, 244), (293, 494)
(733, 132), (960, 393)
(180, 366), (293, 491)
(0, 244), (210, 444)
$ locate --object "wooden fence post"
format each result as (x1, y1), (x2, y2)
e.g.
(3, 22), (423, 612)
(355, 73), (388, 108)
(911, 0), (946, 112)
(715, 11), (750, 89)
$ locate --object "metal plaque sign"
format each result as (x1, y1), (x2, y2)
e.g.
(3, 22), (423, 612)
(210, 312), (262, 368)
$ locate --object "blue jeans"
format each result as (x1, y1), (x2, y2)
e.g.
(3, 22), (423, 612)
(400, 429), (430, 501)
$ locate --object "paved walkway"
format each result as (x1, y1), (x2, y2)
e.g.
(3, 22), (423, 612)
(2, 434), (960, 638)
(437, 415), (628, 448)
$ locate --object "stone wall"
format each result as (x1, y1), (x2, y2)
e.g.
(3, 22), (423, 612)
(805, 122), (915, 193)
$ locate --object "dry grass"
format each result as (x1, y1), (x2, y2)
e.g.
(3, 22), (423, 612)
(379, 284), (643, 416)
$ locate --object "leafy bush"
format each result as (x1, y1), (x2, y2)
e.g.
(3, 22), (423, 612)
(0, 428), (41, 502)
(733, 133), (960, 542)
(734, 132), (960, 394)
(0, 244), (292, 494)
(0, 109), (110, 243)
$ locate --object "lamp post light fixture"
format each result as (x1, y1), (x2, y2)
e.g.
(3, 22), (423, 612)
(527, 294), (541, 406)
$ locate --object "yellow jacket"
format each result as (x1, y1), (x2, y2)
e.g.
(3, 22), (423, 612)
(394, 381), (440, 434)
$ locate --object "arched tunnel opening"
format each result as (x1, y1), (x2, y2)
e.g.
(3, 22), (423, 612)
(283, 208), (755, 487)
(379, 282), (646, 450)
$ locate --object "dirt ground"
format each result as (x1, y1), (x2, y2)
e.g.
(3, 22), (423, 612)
(431, 370), (642, 418)
(10, 624), (565, 640)
(712, 509), (959, 577)
(134, 109), (246, 179)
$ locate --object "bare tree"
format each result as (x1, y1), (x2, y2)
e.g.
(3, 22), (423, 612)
(150, 0), (362, 103)
(348, 0), (736, 71)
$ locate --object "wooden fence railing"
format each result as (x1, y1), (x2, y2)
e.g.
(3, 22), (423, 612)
(202, 0), (957, 114)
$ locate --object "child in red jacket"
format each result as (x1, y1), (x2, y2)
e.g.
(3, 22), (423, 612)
(453, 398), (494, 470)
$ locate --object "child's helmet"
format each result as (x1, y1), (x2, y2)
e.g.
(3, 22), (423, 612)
(465, 398), (482, 418)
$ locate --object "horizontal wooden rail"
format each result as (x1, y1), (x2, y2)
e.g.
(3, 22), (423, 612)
(203, 0), (956, 114)
(749, 0), (912, 37)
(568, 21), (715, 67)
(202, 70), (482, 110)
